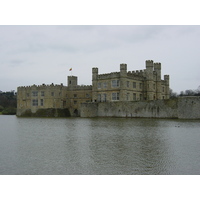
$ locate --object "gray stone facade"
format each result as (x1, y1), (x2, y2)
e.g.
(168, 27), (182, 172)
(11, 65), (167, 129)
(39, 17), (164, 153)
(80, 97), (200, 119)
(92, 60), (169, 103)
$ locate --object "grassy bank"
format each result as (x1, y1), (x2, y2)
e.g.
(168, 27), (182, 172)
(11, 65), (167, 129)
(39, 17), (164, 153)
(0, 107), (16, 115)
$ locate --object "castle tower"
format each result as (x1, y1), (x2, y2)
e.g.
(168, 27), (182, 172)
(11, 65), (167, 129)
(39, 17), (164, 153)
(120, 63), (127, 76)
(68, 76), (78, 88)
(92, 67), (98, 102)
(145, 60), (154, 100)
(164, 75), (170, 99)
(154, 62), (162, 100)
(120, 63), (128, 101)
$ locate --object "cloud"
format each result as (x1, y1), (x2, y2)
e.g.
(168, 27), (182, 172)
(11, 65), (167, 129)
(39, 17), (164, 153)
(0, 25), (200, 93)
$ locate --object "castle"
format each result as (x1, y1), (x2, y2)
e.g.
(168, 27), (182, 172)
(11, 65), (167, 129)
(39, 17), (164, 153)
(17, 60), (170, 117)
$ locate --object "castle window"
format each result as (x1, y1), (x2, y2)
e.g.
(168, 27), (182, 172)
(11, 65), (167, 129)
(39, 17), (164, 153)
(163, 87), (165, 92)
(40, 99), (44, 106)
(163, 96), (165, 99)
(86, 93), (90, 98)
(74, 100), (77, 104)
(112, 93), (119, 101)
(153, 84), (155, 90)
(102, 94), (107, 102)
(41, 91), (45, 96)
(127, 93), (130, 101)
(140, 94), (143, 100)
(103, 82), (107, 88)
(32, 91), (38, 97)
(51, 92), (54, 96)
(112, 80), (120, 88)
(74, 94), (77, 98)
(98, 82), (101, 89)
(32, 99), (38, 106)
(140, 83), (142, 89)
(127, 81), (130, 88)
(133, 82), (136, 88)
(98, 94), (101, 102)
(26, 93), (29, 97)
(133, 93), (136, 101)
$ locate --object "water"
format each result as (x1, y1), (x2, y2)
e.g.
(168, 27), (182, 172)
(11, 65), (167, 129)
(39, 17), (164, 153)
(0, 115), (200, 175)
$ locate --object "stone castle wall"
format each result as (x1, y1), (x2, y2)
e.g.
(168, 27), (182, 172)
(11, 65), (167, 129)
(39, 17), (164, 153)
(16, 60), (172, 117)
(80, 97), (200, 119)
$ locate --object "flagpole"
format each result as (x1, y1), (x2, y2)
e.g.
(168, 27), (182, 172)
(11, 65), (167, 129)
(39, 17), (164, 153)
(69, 68), (72, 76)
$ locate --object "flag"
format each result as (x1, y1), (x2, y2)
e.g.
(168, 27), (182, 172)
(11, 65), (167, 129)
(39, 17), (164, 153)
(69, 68), (72, 71)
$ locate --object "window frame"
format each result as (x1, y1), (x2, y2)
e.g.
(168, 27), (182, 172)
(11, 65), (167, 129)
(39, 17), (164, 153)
(32, 99), (38, 106)
(111, 80), (120, 88)
(112, 92), (119, 101)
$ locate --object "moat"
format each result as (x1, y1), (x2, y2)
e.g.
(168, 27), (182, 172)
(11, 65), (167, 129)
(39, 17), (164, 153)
(1, 115), (200, 175)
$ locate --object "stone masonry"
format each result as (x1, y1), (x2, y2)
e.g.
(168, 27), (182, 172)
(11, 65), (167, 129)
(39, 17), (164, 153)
(17, 60), (170, 117)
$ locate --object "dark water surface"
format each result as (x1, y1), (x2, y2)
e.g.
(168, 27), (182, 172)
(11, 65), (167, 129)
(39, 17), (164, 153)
(0, 115), (200, 175)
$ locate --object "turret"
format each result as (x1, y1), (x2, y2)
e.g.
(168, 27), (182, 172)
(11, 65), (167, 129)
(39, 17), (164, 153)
(120, 63), (127, 101)
(154, 62), (162, 99)
(146, 60), (154, 80)
(164, 75), (170, 99)
(154, 62), (161, 81)
(68, 76), (77, 87)
(120, 63), (127, 76)
(92, 67), (99, 102)
(92, 67), (98, 80)
(164, 75), (169, 85)
(145, 60), (154, 100)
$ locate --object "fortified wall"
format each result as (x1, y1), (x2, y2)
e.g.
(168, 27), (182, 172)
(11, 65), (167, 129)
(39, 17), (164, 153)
(80, 97), (200, 119)
(17, 60), (199, 119)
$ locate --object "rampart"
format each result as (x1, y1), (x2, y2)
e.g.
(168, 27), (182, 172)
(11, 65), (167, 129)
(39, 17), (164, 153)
(97, 72), (120, 79)
(80, 97), (200, 119)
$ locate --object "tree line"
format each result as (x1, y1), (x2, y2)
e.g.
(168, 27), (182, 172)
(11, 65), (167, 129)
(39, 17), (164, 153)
(170, 86), (200, 98)
(0, 91), (17, 115)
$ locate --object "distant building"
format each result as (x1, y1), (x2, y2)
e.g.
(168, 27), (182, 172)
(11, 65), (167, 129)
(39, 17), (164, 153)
(17, 60), (170, 117)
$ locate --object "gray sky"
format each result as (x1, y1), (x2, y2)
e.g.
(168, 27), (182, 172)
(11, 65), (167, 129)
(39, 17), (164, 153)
(0, 25), (200, 93)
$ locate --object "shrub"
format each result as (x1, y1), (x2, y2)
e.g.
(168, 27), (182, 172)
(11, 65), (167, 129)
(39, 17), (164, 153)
(0, 105), (4, 112)
(2, 107), (16, 115)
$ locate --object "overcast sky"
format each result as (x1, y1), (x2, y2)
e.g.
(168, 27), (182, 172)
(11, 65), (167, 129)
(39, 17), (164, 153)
(0, 25), (200, 93)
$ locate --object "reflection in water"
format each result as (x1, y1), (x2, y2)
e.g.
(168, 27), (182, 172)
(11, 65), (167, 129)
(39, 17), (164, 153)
(0, 116), (200, 174)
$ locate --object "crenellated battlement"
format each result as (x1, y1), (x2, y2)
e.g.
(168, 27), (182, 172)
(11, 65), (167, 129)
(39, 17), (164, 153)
(127, 69), (145, 77)
(146, 60), (154, 67)
(92, 67), (98, 73)
(66, 85), (92, 90)
(164, 75), (169, 80)
(154, 62), (161, 70)
(97, 72), (120, 79)
(18, 83), (66, 91)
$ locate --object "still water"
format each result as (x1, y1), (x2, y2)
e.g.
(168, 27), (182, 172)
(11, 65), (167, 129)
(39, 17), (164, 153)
(0, 115), (200, 175)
